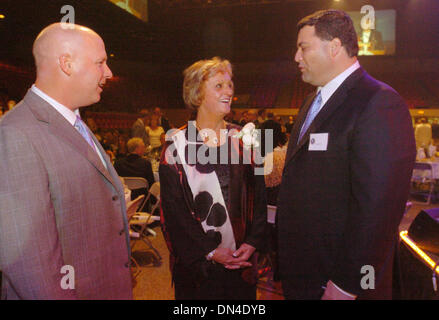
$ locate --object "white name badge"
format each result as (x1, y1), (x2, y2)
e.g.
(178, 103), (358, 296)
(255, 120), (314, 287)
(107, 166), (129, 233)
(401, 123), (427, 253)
(308, 133), (329, 151)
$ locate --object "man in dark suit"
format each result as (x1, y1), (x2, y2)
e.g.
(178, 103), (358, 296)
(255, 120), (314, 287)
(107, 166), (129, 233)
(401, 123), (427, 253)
(114, 137), (155, 200)
(0, 23), (132, 299)
(277, 10), (416, 300)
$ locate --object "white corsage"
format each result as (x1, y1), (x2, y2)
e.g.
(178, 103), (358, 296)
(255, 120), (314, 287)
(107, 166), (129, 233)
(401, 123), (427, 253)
(233, 122), (260, 149)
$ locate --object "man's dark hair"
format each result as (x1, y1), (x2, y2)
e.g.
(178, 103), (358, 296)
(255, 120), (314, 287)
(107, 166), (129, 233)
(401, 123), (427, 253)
(297, 9), (359, 57)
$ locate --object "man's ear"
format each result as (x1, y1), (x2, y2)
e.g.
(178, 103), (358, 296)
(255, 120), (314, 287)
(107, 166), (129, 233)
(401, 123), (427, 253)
(329, 38), (343, 58)
(59, 54), (73, 76)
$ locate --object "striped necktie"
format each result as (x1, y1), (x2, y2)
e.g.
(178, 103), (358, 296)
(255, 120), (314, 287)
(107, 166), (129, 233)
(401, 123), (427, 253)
(74, 115), (96, 151)
(298, 91), (322, 143)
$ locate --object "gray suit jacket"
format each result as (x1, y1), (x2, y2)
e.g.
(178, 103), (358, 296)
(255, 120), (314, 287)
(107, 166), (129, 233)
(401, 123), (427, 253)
(0, 90), (133, 299)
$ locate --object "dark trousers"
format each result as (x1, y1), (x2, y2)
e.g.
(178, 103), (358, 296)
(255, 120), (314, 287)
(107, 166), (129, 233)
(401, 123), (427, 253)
(174, 262), (257, 300)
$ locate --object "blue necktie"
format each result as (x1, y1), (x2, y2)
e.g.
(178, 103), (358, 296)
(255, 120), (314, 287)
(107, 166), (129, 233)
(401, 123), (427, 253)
(74, 115), (96, 151)
(298, 91), (322, 142)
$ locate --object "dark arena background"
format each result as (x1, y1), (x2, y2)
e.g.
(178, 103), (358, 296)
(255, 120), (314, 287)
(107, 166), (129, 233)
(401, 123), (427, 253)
(1, 0), (438, 127)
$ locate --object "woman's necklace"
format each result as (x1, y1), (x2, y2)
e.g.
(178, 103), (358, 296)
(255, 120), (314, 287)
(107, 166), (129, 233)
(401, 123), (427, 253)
(195, 120), (226, 146)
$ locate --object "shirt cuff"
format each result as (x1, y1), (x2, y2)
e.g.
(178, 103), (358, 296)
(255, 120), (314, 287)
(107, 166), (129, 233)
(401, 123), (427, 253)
(331, 281), (357, 299)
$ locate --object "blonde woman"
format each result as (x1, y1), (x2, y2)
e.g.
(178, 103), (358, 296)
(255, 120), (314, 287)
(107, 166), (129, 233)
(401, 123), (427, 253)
(159, 57), (267, 300)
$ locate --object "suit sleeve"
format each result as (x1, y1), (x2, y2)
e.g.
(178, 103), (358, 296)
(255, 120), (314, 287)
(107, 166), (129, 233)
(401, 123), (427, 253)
(331, 89), (416, 295)
(159, 161), (218, 268)
(0, 125), (77, 299)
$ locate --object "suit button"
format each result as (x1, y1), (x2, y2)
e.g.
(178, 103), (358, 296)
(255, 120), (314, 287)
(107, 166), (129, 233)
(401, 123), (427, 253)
(112, 195), (119, 201)
(119, 229), (124, 236)
(124, 262), (130, 268)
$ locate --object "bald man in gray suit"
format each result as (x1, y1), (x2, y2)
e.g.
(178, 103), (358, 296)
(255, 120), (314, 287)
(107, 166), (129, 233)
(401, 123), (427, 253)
(0, 23), (133, 299)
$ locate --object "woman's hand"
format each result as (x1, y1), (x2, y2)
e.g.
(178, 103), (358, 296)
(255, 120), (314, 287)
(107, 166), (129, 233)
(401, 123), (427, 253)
(212, 247), (253, 270)
(231, 243), (256, 263)
(212, 244), (256, 270)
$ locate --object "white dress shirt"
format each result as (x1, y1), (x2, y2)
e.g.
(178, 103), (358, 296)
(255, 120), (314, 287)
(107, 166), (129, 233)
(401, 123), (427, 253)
(317, 60), (361, 110)
(31, 85), (107, 168)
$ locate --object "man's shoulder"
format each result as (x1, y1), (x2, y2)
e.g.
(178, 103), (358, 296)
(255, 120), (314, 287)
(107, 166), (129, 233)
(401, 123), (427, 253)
(352, 71), (404, 104)
(0, 99), (35, 130)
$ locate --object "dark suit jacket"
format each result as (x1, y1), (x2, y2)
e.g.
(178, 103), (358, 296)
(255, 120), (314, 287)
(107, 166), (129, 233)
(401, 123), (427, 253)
(0, 90), (132, 299)
(114, 154), (155, 199)
(277, 67), (416, 299)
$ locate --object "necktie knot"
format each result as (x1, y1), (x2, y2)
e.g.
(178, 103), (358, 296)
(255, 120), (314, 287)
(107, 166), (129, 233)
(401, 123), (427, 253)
(298, 91), (322, 142)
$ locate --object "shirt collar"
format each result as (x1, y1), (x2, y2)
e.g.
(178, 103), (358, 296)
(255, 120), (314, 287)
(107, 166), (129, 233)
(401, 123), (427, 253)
(317, 60), (361, 107)
(31, 84), (79, 126)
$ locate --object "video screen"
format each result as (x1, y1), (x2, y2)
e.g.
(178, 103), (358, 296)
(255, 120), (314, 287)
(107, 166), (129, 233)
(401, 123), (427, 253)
(108, 0), (148, 23)
(347, 9), (396, 56)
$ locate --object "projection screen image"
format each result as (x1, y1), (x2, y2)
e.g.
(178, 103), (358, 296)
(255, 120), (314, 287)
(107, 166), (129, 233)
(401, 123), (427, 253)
(348, 9), (396, 56)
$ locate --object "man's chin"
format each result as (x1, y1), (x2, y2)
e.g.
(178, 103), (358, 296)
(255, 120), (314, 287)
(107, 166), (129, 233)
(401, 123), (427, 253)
(301, 73), (312, 84)
(78, 96), (101, 108)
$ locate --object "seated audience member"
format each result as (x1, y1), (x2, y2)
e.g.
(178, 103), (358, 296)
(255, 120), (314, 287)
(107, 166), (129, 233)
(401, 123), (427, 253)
(114, 137), (155, 200)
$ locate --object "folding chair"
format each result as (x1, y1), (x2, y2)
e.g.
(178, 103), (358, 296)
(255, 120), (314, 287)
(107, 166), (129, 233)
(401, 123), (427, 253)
(122, 177), (149, 191)
(411, 162), (436, 205)
(129, 182), (162, 261)
(122, 176), (149, 208)
(125, 195), (145, 279)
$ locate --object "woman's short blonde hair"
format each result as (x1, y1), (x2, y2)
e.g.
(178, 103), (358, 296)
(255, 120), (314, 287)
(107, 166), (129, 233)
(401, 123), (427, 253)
(183, 57), (233, 111)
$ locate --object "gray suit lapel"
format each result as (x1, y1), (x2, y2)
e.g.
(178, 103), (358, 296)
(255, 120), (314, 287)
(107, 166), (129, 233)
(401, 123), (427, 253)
(24, 90), (118, 190)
